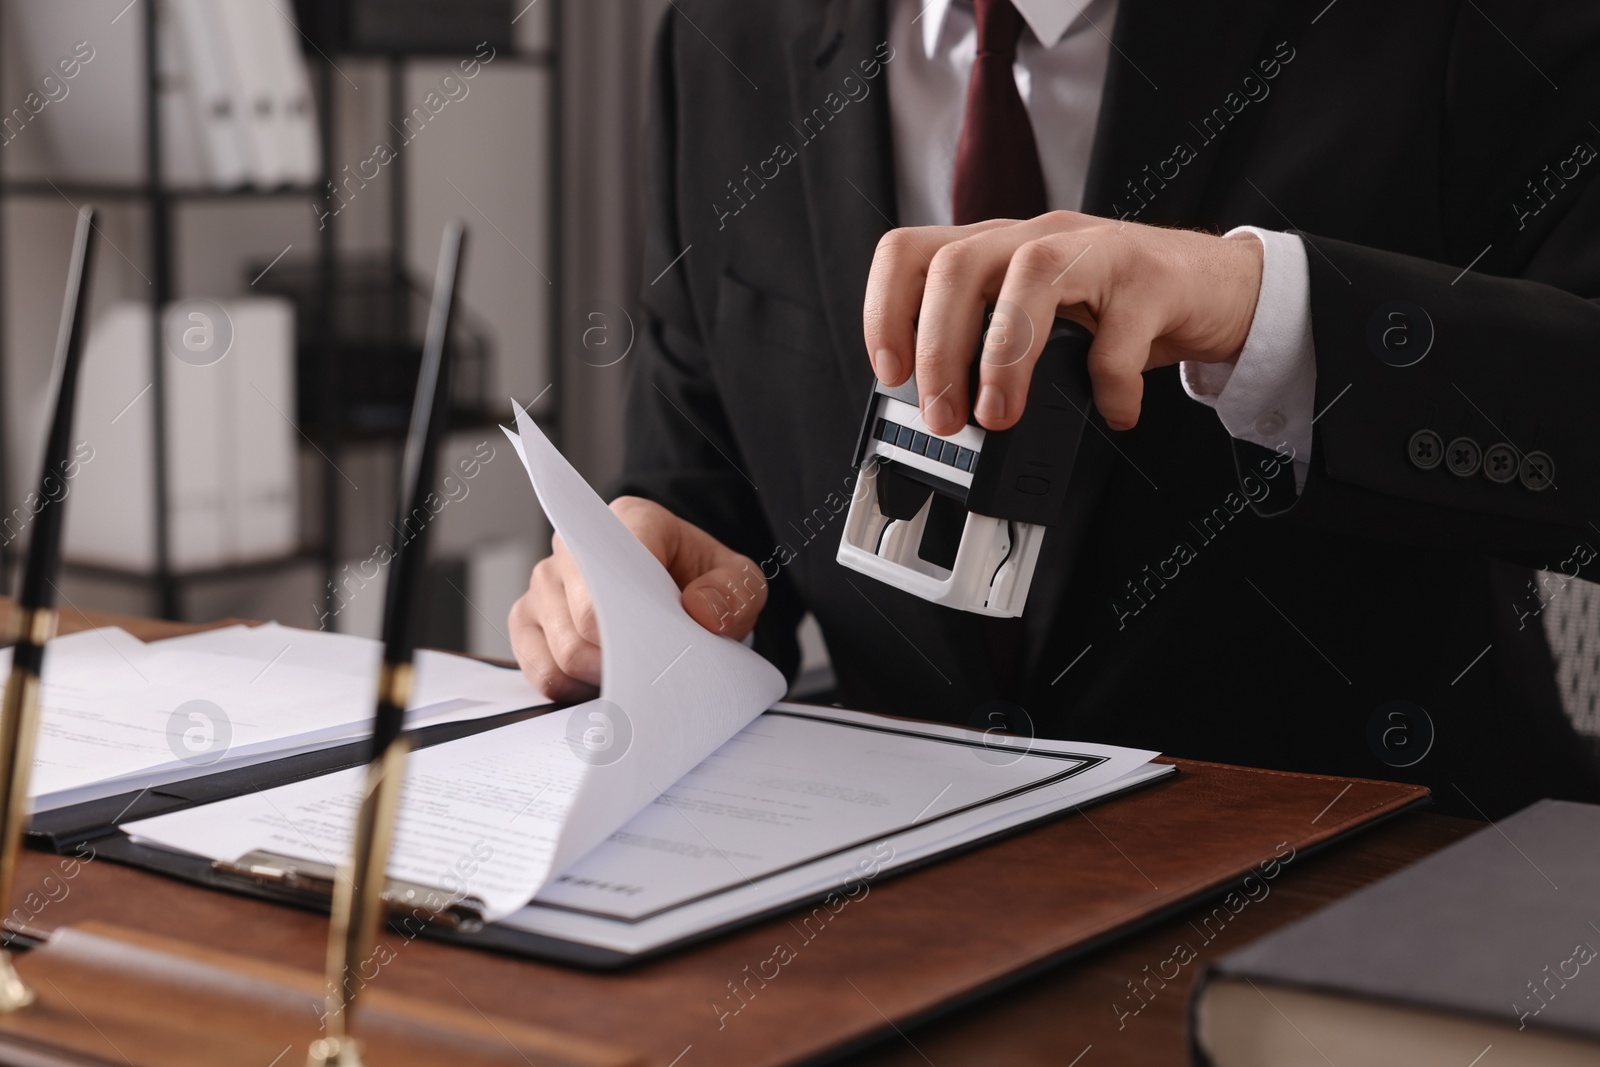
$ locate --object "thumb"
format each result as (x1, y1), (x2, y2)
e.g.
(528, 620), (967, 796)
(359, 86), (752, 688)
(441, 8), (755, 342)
(681, 553), (769, 641)
(671, 527), (768, 640)
(611, 496), (770, 640)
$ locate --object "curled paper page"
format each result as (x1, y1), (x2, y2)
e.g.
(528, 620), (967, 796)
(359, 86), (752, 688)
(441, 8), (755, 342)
(128, 402), (785, 920)
(501, 402), (787, 874)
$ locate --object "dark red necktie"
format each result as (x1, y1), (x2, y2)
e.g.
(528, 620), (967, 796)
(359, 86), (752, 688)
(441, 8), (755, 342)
(951, 1), (1045, 695)
(950, 0), (1049, 225)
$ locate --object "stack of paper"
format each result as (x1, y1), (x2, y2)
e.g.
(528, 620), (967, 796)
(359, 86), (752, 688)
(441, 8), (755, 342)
(4, 621), (546, 813)
(124, 407), (1175, 960)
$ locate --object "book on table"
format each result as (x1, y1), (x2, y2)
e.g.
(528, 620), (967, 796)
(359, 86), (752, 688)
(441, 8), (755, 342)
(1192, 798), (1600, 1067)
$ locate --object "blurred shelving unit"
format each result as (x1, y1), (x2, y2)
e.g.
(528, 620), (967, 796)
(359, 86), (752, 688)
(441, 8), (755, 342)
(0, 0), (563, 624)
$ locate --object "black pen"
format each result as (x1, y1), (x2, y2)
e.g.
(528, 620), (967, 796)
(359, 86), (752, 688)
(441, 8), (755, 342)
(0, 207), (99, 1012)
(311, 221), (466, 1067)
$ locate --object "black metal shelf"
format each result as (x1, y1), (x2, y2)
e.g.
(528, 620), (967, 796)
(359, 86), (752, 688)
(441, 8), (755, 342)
(63, 551), (322, 587)
(301, 405), (552, 446)
(0, 182), (322, 202)
(346, 48), (556, 67)
(0, 5), (565, 624)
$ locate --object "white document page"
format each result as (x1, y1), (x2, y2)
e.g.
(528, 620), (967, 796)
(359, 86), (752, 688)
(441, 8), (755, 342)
(499, 403), (789, 875)
(149, 621), (541, 727)
(127, 696), (1168, 948)
(524, 705), (1134, 919)
(500, 705), (1172, 955)
(509, 768), (1179, 959)
(130, 715), (584, 919)
(128, 405), (788, 919)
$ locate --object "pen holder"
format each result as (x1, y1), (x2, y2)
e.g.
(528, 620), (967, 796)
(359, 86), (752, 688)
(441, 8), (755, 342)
(0, 921), (639, 1067)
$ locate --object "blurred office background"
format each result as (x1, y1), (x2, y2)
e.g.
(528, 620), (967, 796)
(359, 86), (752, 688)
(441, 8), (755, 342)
(0, 0), (667, 660)
(0, 0), (1590, 733)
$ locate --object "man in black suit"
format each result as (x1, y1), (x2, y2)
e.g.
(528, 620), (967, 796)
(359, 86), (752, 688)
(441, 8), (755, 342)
(510, 0), (1600, 818)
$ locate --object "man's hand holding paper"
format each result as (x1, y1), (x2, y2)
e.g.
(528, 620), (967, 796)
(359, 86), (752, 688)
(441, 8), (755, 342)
(508, 495), (769, 700)
(129, 405), (791, 917)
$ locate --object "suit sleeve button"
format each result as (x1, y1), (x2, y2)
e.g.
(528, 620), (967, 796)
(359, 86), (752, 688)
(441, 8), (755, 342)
(1482, 443), (1518, 484)
(1519, 451), (1555, 491)
(1445, 436), (1482, 477)
(1407, 429), (1443, 470)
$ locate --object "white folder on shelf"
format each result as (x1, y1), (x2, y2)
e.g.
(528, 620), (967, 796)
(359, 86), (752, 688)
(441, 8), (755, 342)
(214, 0), (285, 188)
(254, 0), (321, 185)
(165, 327), (229, 569)
(63, 299), (301, 573)
(3, 0), (208, 187)
(62, 304), (160, 568)
(227, 301), (299, 561)
(168, 0), (252, 188)
(214, 0), (320, 188)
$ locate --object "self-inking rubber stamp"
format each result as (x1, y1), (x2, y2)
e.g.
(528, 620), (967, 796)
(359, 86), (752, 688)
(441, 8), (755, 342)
(838, 316), (1099, 617)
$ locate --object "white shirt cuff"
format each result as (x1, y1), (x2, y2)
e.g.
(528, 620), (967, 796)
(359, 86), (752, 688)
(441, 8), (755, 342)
(1179, 226), (1316, 491)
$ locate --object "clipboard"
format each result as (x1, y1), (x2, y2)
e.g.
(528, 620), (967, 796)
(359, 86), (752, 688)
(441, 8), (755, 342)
(21, 684), (1183, 971)
(56, 750), (1431, 983)
(82, 744), (1178, 971)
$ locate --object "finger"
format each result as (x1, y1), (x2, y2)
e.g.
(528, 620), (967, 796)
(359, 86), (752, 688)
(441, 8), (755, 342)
(507, 588), (596, 701)
(523, 624), (598, 702)
(608, 496), (683, 577)
(559, 503), (670, 646)
(1083, 303), (1161, 431)
(659, 517), (769, 639)
(553, 550), (601, 647)
(864, 228), (944, 387)
(974, 235), (1094, 430)
(864, 221), (1017, 390)
(531, 559), (603, 685)
(915, 225), (1033, 435)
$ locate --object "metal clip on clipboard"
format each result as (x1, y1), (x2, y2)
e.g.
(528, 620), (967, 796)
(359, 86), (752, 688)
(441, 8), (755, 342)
(212, 851), (488, 933)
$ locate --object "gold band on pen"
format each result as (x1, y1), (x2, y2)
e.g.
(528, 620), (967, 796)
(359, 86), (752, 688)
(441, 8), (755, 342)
(0, 660), (44, 1013)
(376, 661), (413, 710)
(313, 734), (411, 1067)
(11, 607), (57, 649)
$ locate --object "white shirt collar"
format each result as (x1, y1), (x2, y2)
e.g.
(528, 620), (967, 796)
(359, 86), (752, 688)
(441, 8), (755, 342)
(917, 0), (1088, 59)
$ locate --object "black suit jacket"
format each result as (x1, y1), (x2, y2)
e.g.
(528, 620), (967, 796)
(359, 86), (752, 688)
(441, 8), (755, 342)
(614, 0), (1600, 819)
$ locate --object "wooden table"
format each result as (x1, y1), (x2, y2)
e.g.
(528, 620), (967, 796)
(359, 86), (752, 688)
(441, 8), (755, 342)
(1, 600), (1478, 1066)
(830, 813), (1474, 1066)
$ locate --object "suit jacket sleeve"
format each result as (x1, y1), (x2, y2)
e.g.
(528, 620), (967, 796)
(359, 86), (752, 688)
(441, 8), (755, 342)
(1260, 231), (1600, 582)
(1245, 6), (1600, 584)
(608, 11), (805, 680)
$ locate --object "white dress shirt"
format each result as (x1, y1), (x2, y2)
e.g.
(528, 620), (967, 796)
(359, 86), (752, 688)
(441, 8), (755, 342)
(887, 0), (1316, 477)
